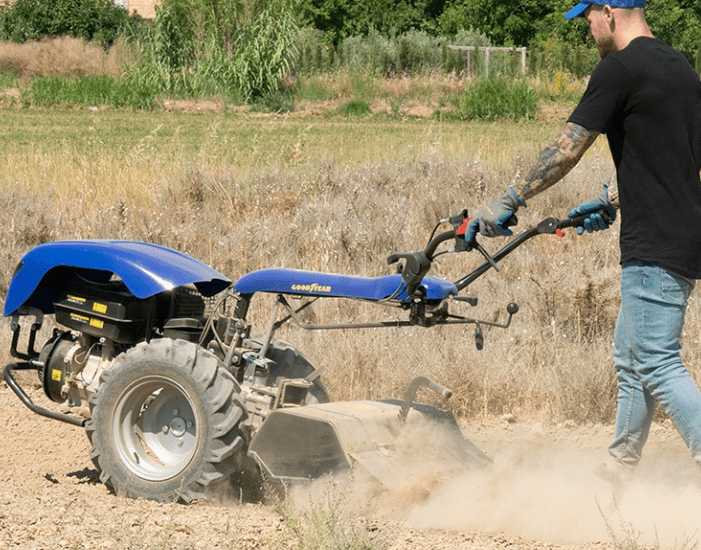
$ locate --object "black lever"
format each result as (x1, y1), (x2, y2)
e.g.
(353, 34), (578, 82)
(474, 322), (484, 350)
(387, 251), (431, 295)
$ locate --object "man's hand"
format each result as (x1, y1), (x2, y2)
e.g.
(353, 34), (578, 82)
(567, 184), (617, 235)
(465, 187), (527, 243)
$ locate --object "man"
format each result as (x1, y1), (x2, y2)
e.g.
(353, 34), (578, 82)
(466, 0), (701, 479)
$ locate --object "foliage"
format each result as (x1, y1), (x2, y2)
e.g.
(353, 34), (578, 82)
(21, 74), (159, 109)
(296, 26), (338, 74)
(229, 0), (300, 99)
(439, 0), (701, 64)
(646, 0), (701, 68)
(541, 69), (587, 102)
(0, 67), (18, 88)
(440, 0), (573, 47)
(2, 0), (699, 109)
(444, 77), (538, 121)
(132, 0), (301, 100)
(337, 99), (372, 116)
(528, 34), (598, 79)
(296, 27), (495, 77)
(299, 0), (448, 45)
(248, 90), (295, 113)
(0, 0), (139, 47)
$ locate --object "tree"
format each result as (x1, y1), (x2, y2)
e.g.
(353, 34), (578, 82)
(441, 0), (571, 46)
(299, 0), (449, 44)
(0, 0), (132, 46)
(646, 0), (701, 62)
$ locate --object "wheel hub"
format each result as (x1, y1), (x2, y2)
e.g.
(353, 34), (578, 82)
(169, 415), (187, 437)
(113, 377), (200, 481)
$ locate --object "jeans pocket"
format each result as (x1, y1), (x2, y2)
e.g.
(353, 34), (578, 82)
(662, 271), (694, 307)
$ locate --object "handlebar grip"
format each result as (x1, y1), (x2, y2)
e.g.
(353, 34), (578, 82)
(504, 214), (519, 228)
(559, 209), (611, 230)
(428, 381), (453, 400)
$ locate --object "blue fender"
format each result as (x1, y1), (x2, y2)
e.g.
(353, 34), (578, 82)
(4, 240), (231, 317)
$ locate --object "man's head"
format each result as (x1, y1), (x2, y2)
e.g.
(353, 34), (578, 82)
(567, 0), (650, 58)
(565, 0), (646, 20)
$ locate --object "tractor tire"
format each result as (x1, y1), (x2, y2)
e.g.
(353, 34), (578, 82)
(246, 337), (330, 404)
(85, 338), (248, 503)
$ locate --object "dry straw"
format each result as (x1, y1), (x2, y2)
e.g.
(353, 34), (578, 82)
(1, 109), (698, 426)
(0, 36), (124, 78)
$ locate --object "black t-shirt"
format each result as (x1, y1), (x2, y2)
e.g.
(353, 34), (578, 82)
(568, 37), (701, 279)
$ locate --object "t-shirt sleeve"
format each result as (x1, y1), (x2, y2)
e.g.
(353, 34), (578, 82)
(568, 57), (629, 134)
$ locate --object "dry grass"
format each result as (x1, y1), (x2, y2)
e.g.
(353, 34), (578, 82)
(0, 36), (125, 78)
(1, 107), (699, 426)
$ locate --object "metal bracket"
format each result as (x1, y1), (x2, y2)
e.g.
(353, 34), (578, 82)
(9, 308), (44, 360)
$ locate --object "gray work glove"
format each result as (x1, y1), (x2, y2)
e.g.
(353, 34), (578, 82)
(567, 184), (617, 235)
(465, 187), (527, 243)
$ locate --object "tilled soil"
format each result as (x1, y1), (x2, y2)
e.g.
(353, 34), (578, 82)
(2, 378), (701, 550)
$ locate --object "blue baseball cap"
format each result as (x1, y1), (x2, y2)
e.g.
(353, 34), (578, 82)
(565, 0), (647, 19)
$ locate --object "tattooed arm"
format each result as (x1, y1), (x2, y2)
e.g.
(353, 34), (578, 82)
(512, 122), (606, 202)
(465, 122), (617, 241)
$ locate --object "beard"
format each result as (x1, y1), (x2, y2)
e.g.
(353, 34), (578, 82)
(596, 34), (618, 58)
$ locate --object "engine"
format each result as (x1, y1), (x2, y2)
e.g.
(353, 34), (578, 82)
(35, 279), (210, 419)
(38, 332), (116, 418)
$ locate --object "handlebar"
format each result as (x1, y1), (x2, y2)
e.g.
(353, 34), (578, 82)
(387, 209), (610, 296)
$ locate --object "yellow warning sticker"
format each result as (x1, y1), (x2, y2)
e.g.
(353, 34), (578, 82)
(90, 318), (104, 329)
(92, 302), (107, 314)
(52, 369), (61, 381)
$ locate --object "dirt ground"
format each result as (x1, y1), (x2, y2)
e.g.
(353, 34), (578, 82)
(2, 377), (701, 550)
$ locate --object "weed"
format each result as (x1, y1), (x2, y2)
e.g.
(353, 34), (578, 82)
(249, 90), (296, 113)
(275, 481), (389, 550)
(0, 67), (18, 88)
(337, 99), (372, 117)
(445, 77), (539, 121)
(598, 496), (699, 550)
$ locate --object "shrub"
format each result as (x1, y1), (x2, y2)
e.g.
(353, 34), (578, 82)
(445, 77), (538, 121)
(529, 34), (598, 79)
(330, 28), (495, 77)
(249, 90), (296, 113)
(296, 27), (337, 75)
(0, 0), (138, 47)
(337, 99), (372, 116)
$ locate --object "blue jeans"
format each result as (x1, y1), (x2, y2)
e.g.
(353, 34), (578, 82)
(610, 262), (701, 467)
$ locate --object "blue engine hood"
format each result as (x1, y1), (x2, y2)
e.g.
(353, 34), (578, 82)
(4, 240), (231, 317)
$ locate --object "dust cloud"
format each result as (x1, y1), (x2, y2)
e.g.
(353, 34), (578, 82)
(286, 421), (701, 547)
(399, 430), (701, 547)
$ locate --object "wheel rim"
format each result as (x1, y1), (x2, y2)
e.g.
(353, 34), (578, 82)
(112, 375), (200, 481)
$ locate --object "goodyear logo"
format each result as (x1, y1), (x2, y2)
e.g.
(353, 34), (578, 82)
(291, 283), (331, 293)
